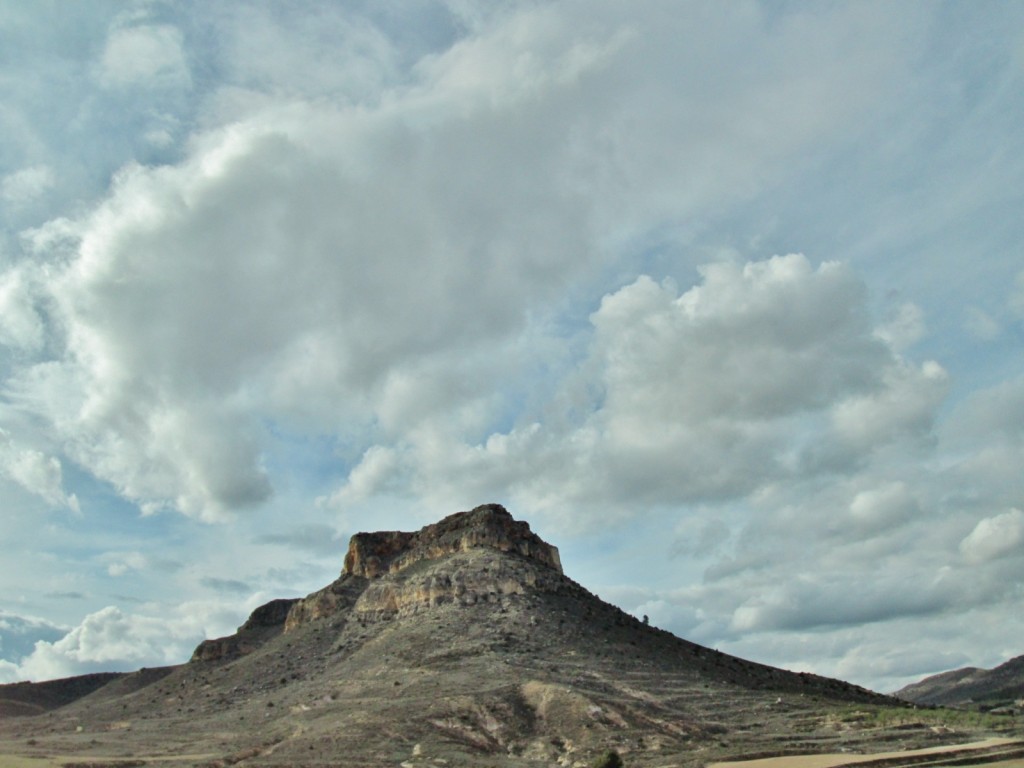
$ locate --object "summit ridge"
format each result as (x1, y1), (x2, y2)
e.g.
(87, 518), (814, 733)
(342, 503), (563, 579)
(278, 503), (566, 633)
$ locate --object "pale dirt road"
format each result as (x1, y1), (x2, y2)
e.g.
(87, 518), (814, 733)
(709, 737), (1021, 768)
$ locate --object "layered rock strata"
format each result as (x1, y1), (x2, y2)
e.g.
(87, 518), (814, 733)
(286, 504), (563, 630)
(199, 504), (565, 654)
(343, 503), (562, 578)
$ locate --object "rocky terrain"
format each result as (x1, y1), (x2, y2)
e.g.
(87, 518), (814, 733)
(1, 504), (1020, 767)
(896, 655), (1024, 711)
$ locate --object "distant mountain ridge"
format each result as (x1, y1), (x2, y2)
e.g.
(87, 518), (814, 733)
(896, 655), (1024, 709)
(0, 672), (123, 717)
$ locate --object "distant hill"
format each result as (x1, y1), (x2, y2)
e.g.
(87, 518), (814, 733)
(896, 655), (1024, 710)
(1, 505), (1019, 767)
(0, 672), (124, 717)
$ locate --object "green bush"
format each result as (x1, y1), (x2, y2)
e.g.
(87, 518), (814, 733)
(593, 748), (624, 768)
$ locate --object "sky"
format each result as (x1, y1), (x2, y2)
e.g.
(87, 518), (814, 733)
(0, 0), (1022, 695)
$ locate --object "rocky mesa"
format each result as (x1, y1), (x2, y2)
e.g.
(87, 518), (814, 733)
(5, 504), (1021, 768)
(343, 503), (562, 578)
(196, 503), (565, 658)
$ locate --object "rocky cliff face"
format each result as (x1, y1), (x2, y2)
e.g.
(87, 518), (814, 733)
(280, 504), (562, 632)
(191, 598), (298, 662)
(197, 505), (564, 652)
(342, 503), (562, 579)
(350, 545), (568, 622)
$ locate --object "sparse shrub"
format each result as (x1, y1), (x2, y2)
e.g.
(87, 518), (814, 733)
(593, 748), (624, 768)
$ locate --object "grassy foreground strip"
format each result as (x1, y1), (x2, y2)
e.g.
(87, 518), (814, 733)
(709, 738), (1024, 768)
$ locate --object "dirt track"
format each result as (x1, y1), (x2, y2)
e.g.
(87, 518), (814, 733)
(709, 737), (1024, 768)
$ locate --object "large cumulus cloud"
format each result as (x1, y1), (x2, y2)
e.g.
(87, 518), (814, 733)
(3, 601), (248, 683)
(2, 1), (1023, 694)
(351, 254), (948, 523)
(331, 250), (1022, 693)
(5, 1), (914, 520)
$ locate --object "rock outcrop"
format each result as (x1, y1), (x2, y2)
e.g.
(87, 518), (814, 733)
(283, 503), (562, 632)
(191, 598), (298, 662)
(343, 503), (562, 578)
(351, 544), (568, 621)
(281, 572), (368, 632)
(193, 504), (565, 644)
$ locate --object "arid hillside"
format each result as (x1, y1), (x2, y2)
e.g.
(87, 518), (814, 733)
(896, 655), (1024, 711)
(1, 505), (1020, 767)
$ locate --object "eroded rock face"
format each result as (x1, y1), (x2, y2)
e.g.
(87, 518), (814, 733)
(343, 504), (562, 579)
(281, 573), (367, 633)
(192, 598), (298, 662)
(282, 504), (564, 631)
(342, 531), (416, 579)
(353, 548), (568, 621)
(194, 505), (566, 648)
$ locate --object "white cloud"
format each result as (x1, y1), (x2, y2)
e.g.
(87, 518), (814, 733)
(944, 376), (1024, 444)
(1, 165), (54, 205)
(10, 601), (248, 682)
(0, 429), (79, 512)
(827, 359), (948, 455)
(595, 257), (884, 422)
(0, 610), (67, 676)
(369, 254), (948, 529)
(0, 660), (19, 684)
(98, 24), (191, 91)
(0, 265), (46, 351)
(875, 302), (925, 351)
(103, 551), (149, 577)
(940, 377), (1024, 514)
(3, 0), (925, 526)
(960, 509), (1024, 564)
(324, 445), (401, 506)
(211, 3), (405, 105)
(848, 481), (919, 535)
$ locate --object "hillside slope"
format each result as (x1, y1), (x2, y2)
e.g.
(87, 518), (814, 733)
(0, 505), (1017, 767)
(896, 655), (1024, 709)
